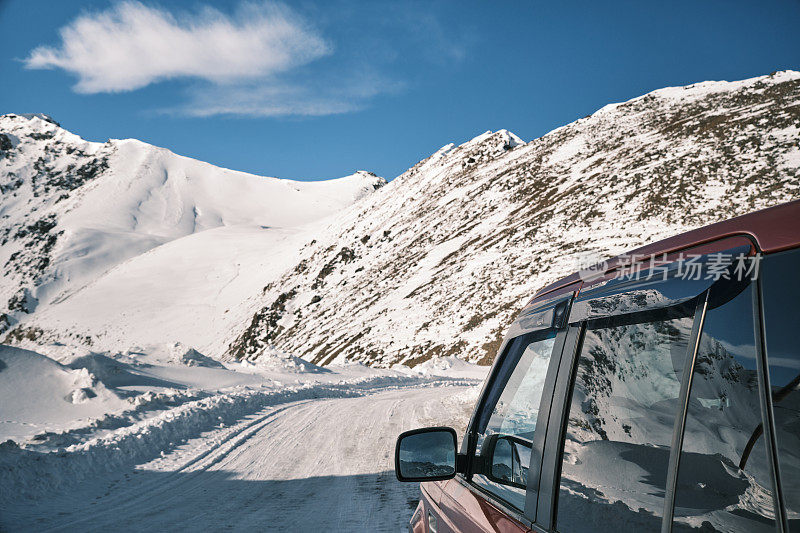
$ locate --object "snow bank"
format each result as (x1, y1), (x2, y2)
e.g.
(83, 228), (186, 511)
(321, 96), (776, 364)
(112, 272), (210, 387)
(397, 355), (490, 381)
(0, 345), (128, 442)
(239, 346), (331, 374)
(169, 343), (224, 369)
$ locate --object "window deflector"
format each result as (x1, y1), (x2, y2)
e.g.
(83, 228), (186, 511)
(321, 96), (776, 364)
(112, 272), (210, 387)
(570, 244), (751, 324)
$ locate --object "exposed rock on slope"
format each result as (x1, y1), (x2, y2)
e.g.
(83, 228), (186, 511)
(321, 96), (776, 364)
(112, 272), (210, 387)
(227, 71), (800, 367)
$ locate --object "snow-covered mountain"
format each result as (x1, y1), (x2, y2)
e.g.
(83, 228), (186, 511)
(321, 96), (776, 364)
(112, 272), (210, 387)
(3, 71), (800, 367)
(0, 113), (385, 351)
(225, 71), (800, 367)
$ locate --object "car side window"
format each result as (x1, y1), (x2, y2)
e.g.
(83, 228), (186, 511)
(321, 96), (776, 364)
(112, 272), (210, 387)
(472, 330), (557, 510)
(762, 248), (800, 531)
(672, 281), (776, 532)
(556, 308), (693, 532)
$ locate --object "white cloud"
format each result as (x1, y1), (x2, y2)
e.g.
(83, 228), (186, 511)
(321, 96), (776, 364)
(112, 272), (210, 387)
(24, 1), (330, 94)
(23, 1), (463, 118)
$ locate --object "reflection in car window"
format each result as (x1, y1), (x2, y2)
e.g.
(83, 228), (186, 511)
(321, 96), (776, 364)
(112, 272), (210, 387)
(473, 331), (557, 510)
(673, 282), (775, 532)
(763, 248), (800, 531)
(556, 309), (692, 532)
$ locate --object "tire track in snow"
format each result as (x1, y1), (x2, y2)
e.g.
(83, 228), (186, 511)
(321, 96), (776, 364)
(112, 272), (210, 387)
(13, 383), (476, 532)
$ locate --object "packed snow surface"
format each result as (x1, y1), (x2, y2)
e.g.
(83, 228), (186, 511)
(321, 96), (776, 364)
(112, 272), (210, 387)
(0, 342), (486, 531)
(0, 345), (127, 442)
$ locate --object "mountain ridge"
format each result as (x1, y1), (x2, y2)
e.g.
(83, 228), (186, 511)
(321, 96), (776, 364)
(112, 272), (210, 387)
(224, 70), (800, 367)
(2, 70), (799, 367)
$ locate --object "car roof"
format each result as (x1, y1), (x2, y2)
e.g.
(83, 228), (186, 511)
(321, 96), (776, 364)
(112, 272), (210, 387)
(528, 199), (800, 307)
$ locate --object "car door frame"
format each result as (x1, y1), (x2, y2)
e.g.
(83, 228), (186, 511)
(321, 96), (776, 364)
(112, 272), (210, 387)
(452, 286), (579, 530)
(750, 250), (791, 532)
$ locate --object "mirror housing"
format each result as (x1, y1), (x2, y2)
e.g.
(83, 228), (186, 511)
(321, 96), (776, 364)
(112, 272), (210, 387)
(395, 427), (458, 482)
(480, 434), (532, 490)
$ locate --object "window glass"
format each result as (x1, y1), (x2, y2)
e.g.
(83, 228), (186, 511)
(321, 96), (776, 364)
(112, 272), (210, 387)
(556, 309), (693, 532)
(673, 282), (776, 532)
(473, 331), (557, 510)
(762, 248), (800, 531)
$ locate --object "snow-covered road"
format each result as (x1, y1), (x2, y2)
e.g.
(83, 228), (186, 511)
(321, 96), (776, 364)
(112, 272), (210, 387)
(3, 383), (477, 532)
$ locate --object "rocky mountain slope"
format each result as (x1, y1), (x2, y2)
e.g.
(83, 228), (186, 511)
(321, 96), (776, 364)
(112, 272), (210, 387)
(225, 71), (800, 367)
(3, 71), (799, 367)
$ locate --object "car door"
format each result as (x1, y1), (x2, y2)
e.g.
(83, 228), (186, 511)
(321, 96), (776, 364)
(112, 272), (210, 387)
(437, 476), (531, 533)
(434, 293), (575, 532)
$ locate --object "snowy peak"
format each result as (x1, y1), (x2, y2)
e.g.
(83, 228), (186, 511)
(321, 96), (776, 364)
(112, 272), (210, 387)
(438, 129), (526, 167)
(16, 114), (60, 126)
(463, 129), (526, 150)
(0, 115), (385, 339)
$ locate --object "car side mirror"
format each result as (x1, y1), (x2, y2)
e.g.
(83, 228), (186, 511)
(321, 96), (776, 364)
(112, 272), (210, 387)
(395, 427), (458, 482)
(481, 434), (532, 489)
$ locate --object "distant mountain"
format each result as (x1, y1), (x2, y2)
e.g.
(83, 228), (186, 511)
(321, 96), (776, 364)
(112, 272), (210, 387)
(3, 71), (799, 367)
(0, 113), (384, 351)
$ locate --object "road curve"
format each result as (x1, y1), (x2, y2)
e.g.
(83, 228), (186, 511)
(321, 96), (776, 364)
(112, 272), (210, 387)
(14, 384), (475, 532)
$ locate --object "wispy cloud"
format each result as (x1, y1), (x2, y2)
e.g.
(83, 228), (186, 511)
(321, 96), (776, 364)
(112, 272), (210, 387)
(172, 70), (403, 118)
(177, 84), (361, 118)
(25, 1), (329, 94)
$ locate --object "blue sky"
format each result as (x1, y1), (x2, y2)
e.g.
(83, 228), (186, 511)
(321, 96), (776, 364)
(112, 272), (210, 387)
(1, 1), (799, 181)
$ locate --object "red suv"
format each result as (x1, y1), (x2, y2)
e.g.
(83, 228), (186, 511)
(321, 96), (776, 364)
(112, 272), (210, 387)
(396, 200), (800, 533)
